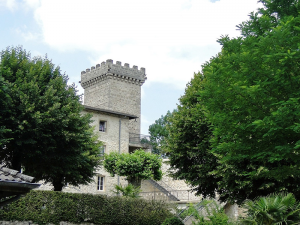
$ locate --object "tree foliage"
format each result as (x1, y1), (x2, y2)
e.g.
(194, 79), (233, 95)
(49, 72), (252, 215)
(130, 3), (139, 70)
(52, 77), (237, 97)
(241, 193), (300, 225)
(199, 0), (300, 203)
(161, 216), (184, 225)
(0, 73), (11, 147)
(104, 149), (162, 187)
(163, 74), (221, 200)
(0, 46), (102, 191)
(148, 110), (175, 155)
(237, 0), (300, 37)
(160, 0), (300, 204)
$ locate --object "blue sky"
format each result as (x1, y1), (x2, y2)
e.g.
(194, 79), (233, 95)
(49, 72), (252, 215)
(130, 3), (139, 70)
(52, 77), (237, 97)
(0, 0), (261, 135)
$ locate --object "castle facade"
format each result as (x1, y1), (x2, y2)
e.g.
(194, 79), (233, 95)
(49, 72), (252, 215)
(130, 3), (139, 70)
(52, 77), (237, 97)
(38, 59), (197, 202)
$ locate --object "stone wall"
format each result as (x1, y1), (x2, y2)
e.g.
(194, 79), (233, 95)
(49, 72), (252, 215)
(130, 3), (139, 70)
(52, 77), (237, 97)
(38, 109), (129, 195)
(81, 59), (146, 134)
(160, 159), (192, 190)
(0, 222), (95, 225)
(85, 110), (130, 154)
(82, 79), (110, 109)
(109, 78), (141, 134)
(140, 180), (167, 201)
(39, 59), (199, 200)
(81, 59), (146, 85)
(37, 92), (197, 199)
(139, 160), (202, 202)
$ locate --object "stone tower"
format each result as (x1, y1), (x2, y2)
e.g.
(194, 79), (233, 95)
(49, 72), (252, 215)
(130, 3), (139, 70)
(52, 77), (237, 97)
(80, 59), (147, 134)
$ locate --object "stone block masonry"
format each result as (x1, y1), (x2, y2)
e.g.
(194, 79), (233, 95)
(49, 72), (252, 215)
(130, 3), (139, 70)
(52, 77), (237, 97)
(0, 222), (95, 225)
(38, 110), (129, 195)
(38, 59), (145, 195)
(81, 59), (146, 134)
(81, 59), (146, 86)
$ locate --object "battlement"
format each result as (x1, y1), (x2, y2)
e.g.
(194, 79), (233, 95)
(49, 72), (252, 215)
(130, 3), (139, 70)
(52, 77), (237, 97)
(81, 59), (147, 88)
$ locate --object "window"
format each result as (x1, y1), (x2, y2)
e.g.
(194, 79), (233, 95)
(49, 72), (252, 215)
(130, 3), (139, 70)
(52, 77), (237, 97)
(97, 176), (105, 191)
(99, 121), (106, 132)
(99, 145), (106, 157)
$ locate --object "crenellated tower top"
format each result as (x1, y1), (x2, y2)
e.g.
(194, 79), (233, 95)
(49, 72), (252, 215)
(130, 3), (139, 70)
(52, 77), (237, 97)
(80, 59), (146, 134)
(81, 59), (147, 89)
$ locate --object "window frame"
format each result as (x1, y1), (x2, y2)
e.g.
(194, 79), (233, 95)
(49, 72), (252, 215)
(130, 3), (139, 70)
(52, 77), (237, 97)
(97, 175), (105, 191)
(99, 121), (107, 132)
(99, 145), (106, 157)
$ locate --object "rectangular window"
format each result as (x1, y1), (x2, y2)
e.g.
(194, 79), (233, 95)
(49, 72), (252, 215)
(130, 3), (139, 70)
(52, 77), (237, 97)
(99, 145), (106, 157)
(99, 121), (106, 132)
(97, 176), (105, 191)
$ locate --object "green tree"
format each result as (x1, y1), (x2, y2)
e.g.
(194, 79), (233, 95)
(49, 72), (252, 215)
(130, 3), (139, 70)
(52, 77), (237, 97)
(199, 0), (300, 202)
(164, 74), (221, 200)
(0, 46), (102, 191)
(158, 0), (300, 204)
(0, 73), (11, 147)
(148, 110), (175, 155)
(237, 0), (300, 37)
(104, 149), (162, 187)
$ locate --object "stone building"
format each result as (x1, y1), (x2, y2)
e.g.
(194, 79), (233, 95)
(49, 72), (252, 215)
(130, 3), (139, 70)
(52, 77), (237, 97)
(38, 59), (198, 202)
(78, 59), (150, 194)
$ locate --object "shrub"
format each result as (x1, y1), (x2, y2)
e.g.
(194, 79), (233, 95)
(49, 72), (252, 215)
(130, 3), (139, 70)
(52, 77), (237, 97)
(240, 192), (300, 225)
(162, 216), (184, 225)
(179, 199), (233, 225)
(0, 190), (172, 225)
(113, 184), (141, 198)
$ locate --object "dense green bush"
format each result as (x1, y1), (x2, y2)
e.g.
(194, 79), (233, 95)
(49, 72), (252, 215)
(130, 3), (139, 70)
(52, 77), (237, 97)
(240, 193), (300, 225)
(179, 200), (233, 225)
(113, 184), (141, 198)
(0, 190), (172, 225)
(162, 216), (184, 225)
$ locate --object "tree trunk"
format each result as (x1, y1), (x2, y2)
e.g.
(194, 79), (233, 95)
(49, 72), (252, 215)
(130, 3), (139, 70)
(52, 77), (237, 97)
(53, 177), (64, 191)
(127, 177), (141, 188)
(224, 202), (238, 220)
(11, 144), (22, 172)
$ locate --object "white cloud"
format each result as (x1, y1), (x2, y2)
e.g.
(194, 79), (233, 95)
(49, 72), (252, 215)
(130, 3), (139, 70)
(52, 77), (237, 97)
(0, 0), (18, 11)
(34, 0), (261, 49)
(32, 0), (262, 88)
(89, 43), (211, 89)
(23, 0), (40, 8)
(14, 26), (39, 41)
(0, 0), (40, 11)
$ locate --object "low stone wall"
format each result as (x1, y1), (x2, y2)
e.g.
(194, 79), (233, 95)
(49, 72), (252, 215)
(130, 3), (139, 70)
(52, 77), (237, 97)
(0, 222), (95, 225)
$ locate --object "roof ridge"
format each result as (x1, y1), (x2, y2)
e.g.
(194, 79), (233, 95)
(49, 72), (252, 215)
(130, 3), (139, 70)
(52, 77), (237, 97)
(0, 166), (35, 183)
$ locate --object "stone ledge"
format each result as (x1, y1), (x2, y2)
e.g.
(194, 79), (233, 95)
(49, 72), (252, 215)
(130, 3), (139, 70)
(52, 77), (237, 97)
(0, 221), (95, 225)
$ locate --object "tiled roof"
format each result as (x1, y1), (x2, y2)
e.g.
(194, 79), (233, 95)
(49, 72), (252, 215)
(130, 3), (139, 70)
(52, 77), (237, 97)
(0, 166), (35, 183)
